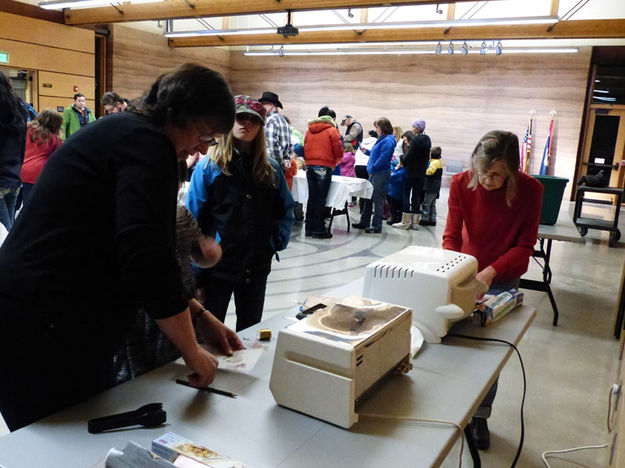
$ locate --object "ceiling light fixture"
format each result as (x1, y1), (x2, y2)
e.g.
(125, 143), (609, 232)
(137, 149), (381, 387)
(435, 42), (442, 55)
(496, 41), (503, 55)
(461, 41), (469, 55)
(243, 47), (579, 57)
(39, 0), (161, 9)
(448, 42), (454, 55)
(480, 41), (487, 55)
(165, 15), (558, 38)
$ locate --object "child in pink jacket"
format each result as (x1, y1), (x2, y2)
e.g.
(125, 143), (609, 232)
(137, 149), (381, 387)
(340, 142), (356, 177)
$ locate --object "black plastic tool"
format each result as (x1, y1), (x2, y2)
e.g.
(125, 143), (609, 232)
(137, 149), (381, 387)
(87, 402), (166, 434)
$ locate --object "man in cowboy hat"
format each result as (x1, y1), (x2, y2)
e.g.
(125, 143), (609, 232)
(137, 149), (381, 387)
(259, 91), (292, 170)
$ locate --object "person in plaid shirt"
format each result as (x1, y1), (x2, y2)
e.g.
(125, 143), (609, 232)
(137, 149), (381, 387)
(258, 91), (292, 170)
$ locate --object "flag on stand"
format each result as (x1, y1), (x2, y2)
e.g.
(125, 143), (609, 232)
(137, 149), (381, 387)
(520, 119), (533, 173)
(539, 119), (554, 176)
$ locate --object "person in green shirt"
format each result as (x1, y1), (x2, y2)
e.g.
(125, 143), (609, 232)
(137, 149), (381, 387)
(61, 92), (95, 140)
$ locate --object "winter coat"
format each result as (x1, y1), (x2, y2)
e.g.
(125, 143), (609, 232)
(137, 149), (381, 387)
(402, 133), (431, 178)
(366, 133), (396, 175)
(187, 151), (294, 282)
(303, 116), (343, 168)
(340, 151), (356, 177)
(423, 158), (443, 194)
(62, 105), (95, 140)
(388, 166), (406, 201)
(0, 105), (27, 187)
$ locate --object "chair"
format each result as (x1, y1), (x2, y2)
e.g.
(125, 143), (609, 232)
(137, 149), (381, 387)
(442, 158), (466, 187)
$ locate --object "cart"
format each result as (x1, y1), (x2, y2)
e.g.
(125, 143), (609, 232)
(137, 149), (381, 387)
(573, 185), (623, 247)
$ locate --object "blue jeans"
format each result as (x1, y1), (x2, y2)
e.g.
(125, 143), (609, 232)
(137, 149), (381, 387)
(359, 171), (390, 230)
(0, 184), (20, 231)
(20, 183), (34, 210)
(402, 175), (425, 213)
(475, 279), (521, 419)
(421, 191), (438, 222)
(305, 165), (333, 235)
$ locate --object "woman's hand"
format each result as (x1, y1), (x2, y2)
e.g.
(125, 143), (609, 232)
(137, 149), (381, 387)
(182, 345), (219, 388)
(476, 266), (497, 299)
(198, 309), (244, 356)
(193, 236), (222, 268)
(155, 307), (219, 388)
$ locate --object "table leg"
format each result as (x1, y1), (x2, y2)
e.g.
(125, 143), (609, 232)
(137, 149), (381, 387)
(464, 424), (482, 467)
(327, 208), (335, 234)
(327, 202), (350, 234)
(519, 238), (559, 326)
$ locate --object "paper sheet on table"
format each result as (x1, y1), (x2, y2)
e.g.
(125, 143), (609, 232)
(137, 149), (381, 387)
(204, 341), (264, 374)
(411, 325), (424, 358)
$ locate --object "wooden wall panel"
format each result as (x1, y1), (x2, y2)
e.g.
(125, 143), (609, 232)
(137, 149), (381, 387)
(0, 38), (94, 76)
(0, 11), (95, 114)
(39, 71), (95, 100)
(109, 25), (231, 102)
(0, 11), (93, 54)
(230, 49), (592, 198)
(38, 96), (95, 113)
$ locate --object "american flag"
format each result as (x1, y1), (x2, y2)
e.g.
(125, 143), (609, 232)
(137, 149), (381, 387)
(539, 119), (554, 176)
(520, 121), (532, 173)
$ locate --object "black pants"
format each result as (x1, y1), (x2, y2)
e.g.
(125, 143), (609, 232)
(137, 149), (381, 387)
(0, 296), (117, 431)
(387, 195), (402, 224)
(202, 275), (268, 332)
(402, 175), (425, 214)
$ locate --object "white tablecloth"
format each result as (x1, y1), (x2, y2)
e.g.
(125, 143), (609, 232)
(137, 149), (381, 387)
(291, 172), (373, 210)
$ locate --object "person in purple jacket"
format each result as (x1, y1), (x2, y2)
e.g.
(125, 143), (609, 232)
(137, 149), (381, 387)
(352, 117), (396, 233)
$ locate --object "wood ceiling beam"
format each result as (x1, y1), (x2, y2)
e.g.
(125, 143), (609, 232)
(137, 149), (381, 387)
(167, 19), (625, 47)
(63, 0), (480, 25)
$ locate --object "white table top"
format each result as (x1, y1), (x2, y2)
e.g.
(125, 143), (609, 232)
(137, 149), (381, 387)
(0, 301), (535, 468)
(291, 172), (373, 210)
(538, 209), (584, 243)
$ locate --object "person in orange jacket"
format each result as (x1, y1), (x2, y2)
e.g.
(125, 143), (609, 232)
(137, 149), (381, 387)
(303, 110), (343, 239)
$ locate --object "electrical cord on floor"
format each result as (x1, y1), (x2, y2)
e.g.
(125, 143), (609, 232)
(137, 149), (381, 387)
(607, 383), (620, 432)
(447, 332), (526, 468)
(357, 412), (465, 468)
(541, 444), (607, 467)
(541, 382), (616, 466)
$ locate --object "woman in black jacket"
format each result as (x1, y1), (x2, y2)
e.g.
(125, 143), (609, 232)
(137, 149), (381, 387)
(393, 119), (431, 229)
(0, 71), (27, 231)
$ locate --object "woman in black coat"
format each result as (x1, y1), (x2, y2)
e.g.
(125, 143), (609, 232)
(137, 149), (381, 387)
(0, 71), (27, 231)
(394, 119), (431, 229)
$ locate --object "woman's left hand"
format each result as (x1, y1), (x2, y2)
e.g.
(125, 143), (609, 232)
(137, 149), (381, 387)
(198, 310), (245, 355)
(196, 236), (222, 268)
(476, 266), (497, 299)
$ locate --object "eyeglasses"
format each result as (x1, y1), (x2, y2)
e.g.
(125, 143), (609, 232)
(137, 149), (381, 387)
(478, 171), (506, 181)
(199, 135), (218, 146)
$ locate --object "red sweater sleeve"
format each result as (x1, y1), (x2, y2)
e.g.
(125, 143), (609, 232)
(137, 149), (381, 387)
(442, 174), (464, 252)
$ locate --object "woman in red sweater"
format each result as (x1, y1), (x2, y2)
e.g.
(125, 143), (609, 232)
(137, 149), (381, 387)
(20, 110), (63, 207)
(443, 129), (543, 450)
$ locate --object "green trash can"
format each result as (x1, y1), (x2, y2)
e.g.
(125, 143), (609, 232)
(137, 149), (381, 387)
(532, 175), (569, 225)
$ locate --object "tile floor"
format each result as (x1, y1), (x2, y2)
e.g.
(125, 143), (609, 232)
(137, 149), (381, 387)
(1, 188), (624, 468)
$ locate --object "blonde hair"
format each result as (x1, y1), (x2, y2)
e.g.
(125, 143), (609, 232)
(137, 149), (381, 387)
(393, 126), (403, 141)
(210, 129), (275, 187)
(343, 141), (354, 153)
(467, 130), (520, 206)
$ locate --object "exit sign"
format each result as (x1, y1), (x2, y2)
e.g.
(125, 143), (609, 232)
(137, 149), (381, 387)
(0, 52), (8, 64)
